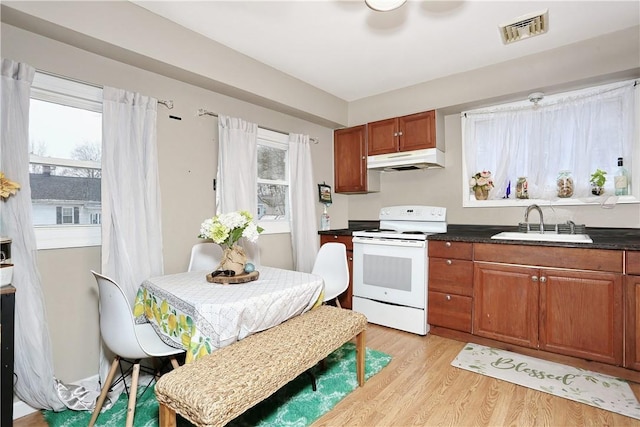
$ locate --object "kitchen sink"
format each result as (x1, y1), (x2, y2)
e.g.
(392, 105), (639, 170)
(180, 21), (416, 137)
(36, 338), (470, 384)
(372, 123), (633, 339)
(490, 231), (593, 243)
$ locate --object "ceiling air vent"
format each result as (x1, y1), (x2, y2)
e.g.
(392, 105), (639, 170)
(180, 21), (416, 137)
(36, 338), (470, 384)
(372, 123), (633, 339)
(499, 9), (549, 44)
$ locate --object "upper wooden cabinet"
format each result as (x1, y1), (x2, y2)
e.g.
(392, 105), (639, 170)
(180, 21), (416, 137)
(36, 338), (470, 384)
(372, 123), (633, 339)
(368, 110), (436, 156)
(333, 125), (379, 194)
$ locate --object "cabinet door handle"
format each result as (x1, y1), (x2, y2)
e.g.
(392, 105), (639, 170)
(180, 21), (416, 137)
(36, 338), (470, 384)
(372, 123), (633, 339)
(446, 295), (451, 301)
(540, 276), (547, 283)
(445, 242), (452, 247)
(532, 275), (539, 282)
(446, 259), (452, 265)
(398, 131), (403, 136)
(393, 132), (398, 137)
(333, 236), (338, 239)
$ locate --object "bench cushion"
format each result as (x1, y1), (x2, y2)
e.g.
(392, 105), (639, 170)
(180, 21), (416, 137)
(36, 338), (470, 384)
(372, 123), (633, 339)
(155, 305), (367, 427)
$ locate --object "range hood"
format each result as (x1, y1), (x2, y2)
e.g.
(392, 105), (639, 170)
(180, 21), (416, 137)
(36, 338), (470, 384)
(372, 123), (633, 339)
(367, 148), (445, 171)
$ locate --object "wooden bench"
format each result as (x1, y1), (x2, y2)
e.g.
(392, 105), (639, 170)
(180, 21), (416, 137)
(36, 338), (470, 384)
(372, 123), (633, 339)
(154, 305), (368, 427)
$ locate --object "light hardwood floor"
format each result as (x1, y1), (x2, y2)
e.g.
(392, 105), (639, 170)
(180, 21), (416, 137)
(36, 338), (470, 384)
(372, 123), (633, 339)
(14, 324), (640, 427)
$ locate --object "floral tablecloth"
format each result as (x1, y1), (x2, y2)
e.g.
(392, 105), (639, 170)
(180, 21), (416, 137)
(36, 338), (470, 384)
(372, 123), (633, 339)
(133, 266), (323, 362)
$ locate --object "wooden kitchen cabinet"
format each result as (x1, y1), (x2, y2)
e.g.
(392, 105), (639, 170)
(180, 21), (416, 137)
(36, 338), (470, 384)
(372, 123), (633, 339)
(320, 234), (353, 309)
(540, 269), (623, 365)
(368, 110), (436, 156)
(334, 125), (371, 194)
(473, 243), (624, 365)
(474, 262), (540, 348)
(428, 241), (473, 332)
(625, 251), (640, 370)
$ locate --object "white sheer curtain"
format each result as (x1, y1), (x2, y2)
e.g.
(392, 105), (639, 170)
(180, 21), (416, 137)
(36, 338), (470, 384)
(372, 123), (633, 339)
(99, 86), (164, 398)
(216, 115), (260, 265)
(463, 80), (636, 200)
(288, 133), (318, 272)
(0, 58), (65, 410)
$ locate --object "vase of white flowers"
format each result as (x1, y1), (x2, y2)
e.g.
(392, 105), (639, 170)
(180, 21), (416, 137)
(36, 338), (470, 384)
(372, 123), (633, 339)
(469, 170), (494, 200)
(198, 211), (264, 275)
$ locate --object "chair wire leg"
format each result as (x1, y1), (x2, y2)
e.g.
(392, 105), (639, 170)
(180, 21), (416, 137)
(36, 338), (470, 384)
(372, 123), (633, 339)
(305, 369), (317, 392)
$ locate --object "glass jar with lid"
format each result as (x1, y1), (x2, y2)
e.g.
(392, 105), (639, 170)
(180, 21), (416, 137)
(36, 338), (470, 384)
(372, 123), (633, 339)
(516, 177), (529, 199)
(557, 170), (574, 198)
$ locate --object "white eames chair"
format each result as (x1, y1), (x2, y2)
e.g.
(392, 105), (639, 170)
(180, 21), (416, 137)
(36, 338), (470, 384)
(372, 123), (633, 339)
(312, 243), (350, 308)
(187, 242), (224, 272)
(89, 271), (185, 427)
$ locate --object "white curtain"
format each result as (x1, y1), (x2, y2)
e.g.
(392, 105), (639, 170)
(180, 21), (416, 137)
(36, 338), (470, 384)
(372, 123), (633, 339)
(463, 80), (636, 200)
(216, 115), (260, 265)
(288, 133), (318, 272)
(101, 87), (164, 298)
(99, 86), (164, 399)
(0, 58), (65, 410)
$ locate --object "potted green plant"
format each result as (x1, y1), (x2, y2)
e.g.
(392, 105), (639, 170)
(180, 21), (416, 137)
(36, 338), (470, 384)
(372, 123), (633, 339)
(589, 169), (607, 195)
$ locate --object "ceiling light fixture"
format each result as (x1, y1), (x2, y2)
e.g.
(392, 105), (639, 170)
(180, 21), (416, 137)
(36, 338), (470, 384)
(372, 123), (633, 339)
(365, 0), (407, 12)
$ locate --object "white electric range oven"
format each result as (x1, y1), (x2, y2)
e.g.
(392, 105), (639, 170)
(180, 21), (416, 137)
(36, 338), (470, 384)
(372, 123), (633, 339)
(352, 205), (447, 335)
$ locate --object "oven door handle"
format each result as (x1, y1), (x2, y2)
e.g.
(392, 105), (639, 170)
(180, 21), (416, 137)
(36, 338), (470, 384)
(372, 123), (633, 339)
(352, 237), (425, 248)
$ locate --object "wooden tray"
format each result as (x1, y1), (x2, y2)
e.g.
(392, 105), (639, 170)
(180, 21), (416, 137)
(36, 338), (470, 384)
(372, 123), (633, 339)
(206, 270), (259, 284)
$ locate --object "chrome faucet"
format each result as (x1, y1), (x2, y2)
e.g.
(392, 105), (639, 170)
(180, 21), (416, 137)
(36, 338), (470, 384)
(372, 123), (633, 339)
(524, 204), (545, 234)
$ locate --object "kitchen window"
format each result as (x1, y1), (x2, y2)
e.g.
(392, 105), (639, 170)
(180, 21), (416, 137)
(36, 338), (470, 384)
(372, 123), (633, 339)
(257, 128), (290, 234)
(29, 72), (103, 249)
(462, 79), (639, 207)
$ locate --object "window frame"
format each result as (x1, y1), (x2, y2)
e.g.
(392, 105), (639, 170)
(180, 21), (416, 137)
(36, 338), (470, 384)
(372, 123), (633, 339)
(461, 80), (640, 208)
(256, 128), (291, 235)
(29, 71), (103, 249)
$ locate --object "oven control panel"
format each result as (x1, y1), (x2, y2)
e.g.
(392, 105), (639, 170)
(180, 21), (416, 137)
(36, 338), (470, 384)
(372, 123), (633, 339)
(379, 205), (446, 222)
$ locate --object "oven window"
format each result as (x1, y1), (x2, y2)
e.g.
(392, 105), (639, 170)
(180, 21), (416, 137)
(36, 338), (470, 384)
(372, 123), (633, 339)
(362, 254), (412, 292)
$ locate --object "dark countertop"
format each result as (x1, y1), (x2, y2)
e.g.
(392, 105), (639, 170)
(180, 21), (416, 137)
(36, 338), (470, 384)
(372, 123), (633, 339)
(319, 223), (640, 250)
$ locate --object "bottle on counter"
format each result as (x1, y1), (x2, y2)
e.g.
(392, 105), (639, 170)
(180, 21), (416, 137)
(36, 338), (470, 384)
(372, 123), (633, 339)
(614, 157), (629, 196)
(320, 205), (330, 231)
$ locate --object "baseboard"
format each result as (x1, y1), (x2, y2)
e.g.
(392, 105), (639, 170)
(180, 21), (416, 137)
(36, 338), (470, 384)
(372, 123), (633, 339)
(13, 374), (100, 420)
(13, 400), (38, 419)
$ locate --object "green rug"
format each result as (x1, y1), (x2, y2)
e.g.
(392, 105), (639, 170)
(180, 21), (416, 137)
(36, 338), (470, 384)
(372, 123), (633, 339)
(452, 342), (640, 420)
(44, 342), (391, 427)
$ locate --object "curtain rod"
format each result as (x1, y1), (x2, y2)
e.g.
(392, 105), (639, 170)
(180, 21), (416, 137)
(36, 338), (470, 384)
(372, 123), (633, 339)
(197, 108), (319, 144)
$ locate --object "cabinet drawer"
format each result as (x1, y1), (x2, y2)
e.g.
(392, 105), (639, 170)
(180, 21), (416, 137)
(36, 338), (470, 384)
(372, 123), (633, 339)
(428, 291), (472, 332)
(428, 241), (473, 260)
(320, 234), (353, 250)
(429, 258), (473, 296)
(627, 251), (640, 275)
(474, 243), (623, 273)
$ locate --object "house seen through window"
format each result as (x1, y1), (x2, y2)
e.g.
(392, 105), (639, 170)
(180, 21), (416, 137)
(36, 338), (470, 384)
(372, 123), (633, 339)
(29, 72), (103, 249)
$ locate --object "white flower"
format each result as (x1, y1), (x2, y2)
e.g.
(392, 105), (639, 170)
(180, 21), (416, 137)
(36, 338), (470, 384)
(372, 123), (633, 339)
(198, 210), (264, 247)
(242, 222), (260, 242)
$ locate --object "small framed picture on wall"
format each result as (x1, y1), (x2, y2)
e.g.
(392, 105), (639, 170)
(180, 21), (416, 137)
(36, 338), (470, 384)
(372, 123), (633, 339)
(318, 183), (332, 205)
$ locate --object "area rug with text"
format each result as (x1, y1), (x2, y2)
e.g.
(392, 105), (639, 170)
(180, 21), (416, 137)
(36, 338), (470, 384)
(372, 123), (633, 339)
(44, 342), (392, 427)
(452, 342), (640, 420)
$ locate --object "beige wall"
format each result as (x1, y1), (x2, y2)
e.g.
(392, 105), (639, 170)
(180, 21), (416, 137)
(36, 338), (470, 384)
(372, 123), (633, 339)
(2, 2), (639, 388)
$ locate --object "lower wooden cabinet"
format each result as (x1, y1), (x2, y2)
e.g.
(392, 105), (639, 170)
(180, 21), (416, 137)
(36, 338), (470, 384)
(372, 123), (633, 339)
(428, 291), (472, 332)
(473, 263), (539, 348)
(473, 246), (624, 365)
(320, 234), (353, 309)
(428, 241), (474, 332)
(539, 269), (623, 365)
(625, 249), (640, 370)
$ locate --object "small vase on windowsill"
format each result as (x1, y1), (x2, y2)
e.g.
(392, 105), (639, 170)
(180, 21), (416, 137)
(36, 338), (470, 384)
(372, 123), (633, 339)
(474, 187), (489, 200)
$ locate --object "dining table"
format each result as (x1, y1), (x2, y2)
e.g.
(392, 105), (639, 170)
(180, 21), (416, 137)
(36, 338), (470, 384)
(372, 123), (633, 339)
(133, 265), (324, 362)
